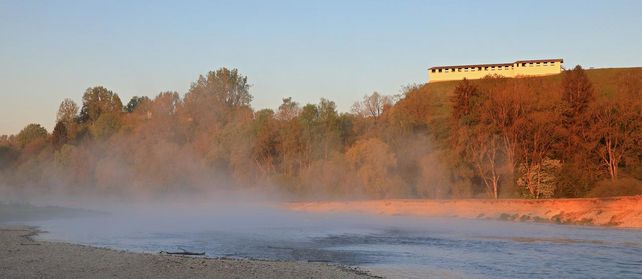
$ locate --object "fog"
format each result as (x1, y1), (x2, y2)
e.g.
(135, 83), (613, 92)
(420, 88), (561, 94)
(15, 199), (641, 279)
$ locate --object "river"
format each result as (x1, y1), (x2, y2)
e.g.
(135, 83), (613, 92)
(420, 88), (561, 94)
(25, 203), (642, 279)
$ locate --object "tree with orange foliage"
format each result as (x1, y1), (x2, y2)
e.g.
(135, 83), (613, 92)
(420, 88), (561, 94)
(588, 75), (642, 181)
(450, 79), (480, 122)
(450, 78), (504, 198)
(345, 138), (404, 198)
(558, 65), (595, 161)
(588, 101), (640, 181)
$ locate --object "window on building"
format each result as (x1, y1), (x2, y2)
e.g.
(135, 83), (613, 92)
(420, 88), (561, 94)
(522, 63), (526, 67)
(438, 69), (443, 73)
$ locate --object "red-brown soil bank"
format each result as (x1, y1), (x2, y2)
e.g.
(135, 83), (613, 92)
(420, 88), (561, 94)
(288, 196), (642, 229)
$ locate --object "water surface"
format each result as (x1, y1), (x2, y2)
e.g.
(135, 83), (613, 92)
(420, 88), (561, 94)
(26, 203), (642, 279)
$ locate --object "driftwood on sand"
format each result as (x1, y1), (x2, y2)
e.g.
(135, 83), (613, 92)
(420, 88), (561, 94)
(160, 248), (206, 256)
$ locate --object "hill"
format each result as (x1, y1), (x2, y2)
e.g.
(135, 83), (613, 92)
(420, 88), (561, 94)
(416, 67), (642, 143)
(424, 67), (642, 113)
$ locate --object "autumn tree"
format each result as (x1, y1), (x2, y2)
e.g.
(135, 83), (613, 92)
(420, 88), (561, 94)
(558, 65), (595, 160)
(345, 138), (403, 198)
(186, 68), (252, 109)
(16, 123), (48, 148)
(277, 115), (304, 177)
(588, 101), (640, 181)
(51, 121), (68, 149)
(182, 68), (253, 148)
(466, 125), (502, 199)
(352, 91), (392, 120)
(277, 97), (301, 121)
(57, 98), (79, 124)
(317, 99), (342, 160)
(79, 86), (123, 123)
(56, 98), (80, 140)
(561, 66), (594, 122)
(553, 65), (598, 195)
(450, 78), (480, 122)
(252, 109), (279, 176)
(152, 92), (181, 116)
(449, 79), (503, 198)
(515, 110), (560, 198)
(91, 114), (122, 140)
(125, 96), (151, 113)
(384, 84), (433, 137)
(475, 77), (518, 180)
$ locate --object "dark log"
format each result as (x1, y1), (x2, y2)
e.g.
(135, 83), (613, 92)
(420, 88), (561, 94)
(160, 248), (205, 256)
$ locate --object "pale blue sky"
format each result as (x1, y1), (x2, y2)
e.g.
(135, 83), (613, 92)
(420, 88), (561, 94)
(1, 0), (641, 134)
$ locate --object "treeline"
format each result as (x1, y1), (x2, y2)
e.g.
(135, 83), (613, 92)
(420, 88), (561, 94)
(1, 66), (641, 199)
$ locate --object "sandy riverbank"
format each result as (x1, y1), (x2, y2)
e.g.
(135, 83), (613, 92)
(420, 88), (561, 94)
(287, 196), (642, 229)
(0, 226), (375, 279)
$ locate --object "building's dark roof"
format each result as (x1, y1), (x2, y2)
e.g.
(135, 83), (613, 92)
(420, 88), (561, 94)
(428, 59), (563, 70)
(429, 63), (512, 70)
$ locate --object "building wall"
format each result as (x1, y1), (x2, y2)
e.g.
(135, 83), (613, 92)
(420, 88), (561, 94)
(513, 60), (561, 77)
(428, 60), (562, 82)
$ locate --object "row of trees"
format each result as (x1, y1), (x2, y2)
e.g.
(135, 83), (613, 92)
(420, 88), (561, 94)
(1, 66), (641, 199)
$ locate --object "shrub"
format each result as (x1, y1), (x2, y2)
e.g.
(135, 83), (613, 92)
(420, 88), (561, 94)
(585, 178), (642, 197)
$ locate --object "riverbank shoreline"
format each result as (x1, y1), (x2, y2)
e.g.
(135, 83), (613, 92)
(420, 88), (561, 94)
(287, 196), (642, 229)
(0, 225), (376, 279)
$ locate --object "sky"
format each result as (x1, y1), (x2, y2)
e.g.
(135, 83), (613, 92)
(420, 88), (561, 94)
(1, 0), (641, 135)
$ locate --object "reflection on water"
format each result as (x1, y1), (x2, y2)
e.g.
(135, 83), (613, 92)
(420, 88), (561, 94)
(27, 204), (642, 279)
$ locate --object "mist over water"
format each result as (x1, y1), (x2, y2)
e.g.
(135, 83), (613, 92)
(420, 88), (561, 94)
(19, 201), (642, 279)
(1, 3), (642, 279)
